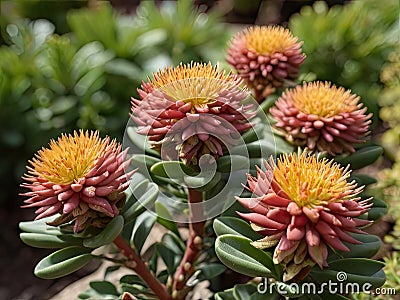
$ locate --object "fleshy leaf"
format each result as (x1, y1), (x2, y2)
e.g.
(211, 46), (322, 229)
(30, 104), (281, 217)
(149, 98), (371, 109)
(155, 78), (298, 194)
(310, 258), (386, 289)
(89, 281), (119, 296)
(197, 263), (226, 281)
(230, 140), (276, 158)
(242, 123), (266, 144)
(122, 181), (159, 224)
(155, 200), (181, 238)
(83, 215), (124, 248)
(213, 216), (262, 240)
(34, 246), (94, 279)
(217, 155), (250, 173)
(150, 161), (197, 179)
(364, 197), (387, 221)
(341, 233), (382, 259)
(19, 216), (64, 235)
(348, 174), (377, 187)
(127, 126), (160, 157)
(334, 145), (383, 170)
(130, 154), (161, 174)
(130, 211), (157, 254)
(20, 232), (83, 249)
(215, 234), (275, 278)
(184, 171), (221, 191)
(156, 243), (181, 275)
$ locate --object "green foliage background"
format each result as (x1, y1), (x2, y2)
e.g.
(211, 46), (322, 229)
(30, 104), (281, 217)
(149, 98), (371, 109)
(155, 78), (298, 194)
(0, 1), (229, 206)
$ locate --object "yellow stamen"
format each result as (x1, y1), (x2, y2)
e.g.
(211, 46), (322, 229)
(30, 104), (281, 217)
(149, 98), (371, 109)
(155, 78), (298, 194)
(151, 62), (239, 110)
(288, 81), (360, 118)
(28, 130), (116, 184)
(244, 26), (298, 55)
(273, 151), (357, 208)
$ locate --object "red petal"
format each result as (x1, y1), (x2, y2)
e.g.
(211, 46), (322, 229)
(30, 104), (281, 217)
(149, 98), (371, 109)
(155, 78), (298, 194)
(236, 197), (269, 215)
(286, 224), (305, 240)
(303, 206), (320, 223)
(261, 193), (291, 207)
(322, 234), (350, 252)
(267, 208), (291, 224)
(291, 214), (308, 227)
(320, 210), (342, 226)
(237, 212), (287, 230)
(305, 223), (320, 247)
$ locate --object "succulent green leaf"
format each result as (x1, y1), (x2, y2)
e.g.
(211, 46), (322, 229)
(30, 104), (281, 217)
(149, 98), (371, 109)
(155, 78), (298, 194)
(328, 258), (385, 276)
(150, 161), (197, 179)
(20, 232), (83, 249)
(120, 283), (150, 296)
(197, 263), (226, 281)
(274, 135), (295, 154)
(120, 274), (146, 285)
(184, 171), (221, 191)
(123, 181), (159, 224)
(215, 289), (234, 300)
(213, 217), (262, 240)
(233, 283), (258, 299)
(217, 155), (250, 173)
(231, 140), (276, 158)
(89, 281), (119, 296)
(83, 215), (124, 248)
(19, 216), (64, 235)
(205, 180), (226, 200)
(156, 243), (181, 275)
(104, 265), (120, 279)
(348, 174), (377, 186)
(155, 200), (181, 238)
(310, 258), (386, 289)
(162, 232), (185, 254)
(334, 146), (383, 170)
(215, 234), (274, 278)
(242, 123), (266, 144)
(260, 95), (278, 114)
(130, 211), (157, 255)
(34, 246), (94, 279)
(341, 233), (382, 259)
(364, 197), (387, 221)
(127, 126), (160, 157)
(130, 154), (161, 174)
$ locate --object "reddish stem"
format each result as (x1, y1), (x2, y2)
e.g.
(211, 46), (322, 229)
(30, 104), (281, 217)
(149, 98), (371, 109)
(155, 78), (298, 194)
(172, 188), (205, 299)
(113, 235), (171, 300)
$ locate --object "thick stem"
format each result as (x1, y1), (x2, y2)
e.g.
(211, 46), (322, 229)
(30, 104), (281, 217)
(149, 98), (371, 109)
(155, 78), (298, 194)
(113, 235), (171, 300)
(172, 188), (205, 299)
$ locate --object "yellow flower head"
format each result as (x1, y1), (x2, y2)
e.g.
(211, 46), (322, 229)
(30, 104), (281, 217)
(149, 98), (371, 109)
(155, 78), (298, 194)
(150, 62), (240, 109)
(244, 25), (299, 55)
(27, 130), (118, 185)
(273, 151), (358, 208)
(287, 81), (360, 118)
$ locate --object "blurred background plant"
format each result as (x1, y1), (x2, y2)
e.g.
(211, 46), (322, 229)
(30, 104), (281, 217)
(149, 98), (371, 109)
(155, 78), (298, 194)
(371, 46), (400, 299)
(289, 0), (399, 124)
(0, 0), (229, 208)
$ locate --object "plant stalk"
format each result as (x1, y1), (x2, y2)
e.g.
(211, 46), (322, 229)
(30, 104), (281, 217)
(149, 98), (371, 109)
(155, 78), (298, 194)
(113, 235), (171, 300)
(172, 188), (205, 299)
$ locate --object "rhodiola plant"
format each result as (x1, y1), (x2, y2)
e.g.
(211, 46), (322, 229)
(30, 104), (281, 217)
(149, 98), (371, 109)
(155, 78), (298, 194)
(19, 22), (387, 300)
